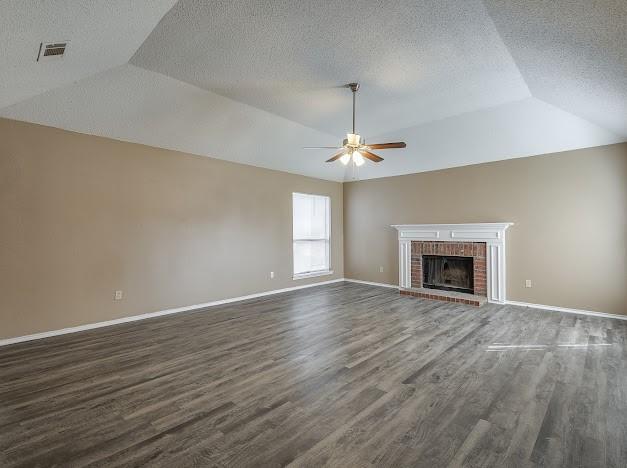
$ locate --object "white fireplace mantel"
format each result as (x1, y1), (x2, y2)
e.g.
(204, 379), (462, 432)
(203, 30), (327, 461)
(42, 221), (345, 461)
(392, 223), (513, 304)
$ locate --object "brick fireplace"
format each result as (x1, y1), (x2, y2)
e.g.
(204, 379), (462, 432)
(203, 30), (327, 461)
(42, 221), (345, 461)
(393, 223), (513, 305)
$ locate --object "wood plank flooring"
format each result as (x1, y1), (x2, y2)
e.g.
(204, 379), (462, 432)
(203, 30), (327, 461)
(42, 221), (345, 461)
(1, 282), (626, 467)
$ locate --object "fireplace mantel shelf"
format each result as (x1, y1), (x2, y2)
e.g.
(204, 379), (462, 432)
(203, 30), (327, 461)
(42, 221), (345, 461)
(392, 223), (513, 241)
(392, 223), (513, 304)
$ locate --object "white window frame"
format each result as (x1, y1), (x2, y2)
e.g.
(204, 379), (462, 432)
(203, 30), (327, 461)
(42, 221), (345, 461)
(292, 192), (333, 280)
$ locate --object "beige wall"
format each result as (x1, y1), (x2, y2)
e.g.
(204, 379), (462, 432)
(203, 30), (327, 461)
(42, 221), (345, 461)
(1, 117), (625, 340)
(0, 118), (343, 339)
(344, 143), (627, 315)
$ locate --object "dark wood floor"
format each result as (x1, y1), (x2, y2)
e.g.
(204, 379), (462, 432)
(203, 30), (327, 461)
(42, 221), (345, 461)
(1, 282), (626, 467)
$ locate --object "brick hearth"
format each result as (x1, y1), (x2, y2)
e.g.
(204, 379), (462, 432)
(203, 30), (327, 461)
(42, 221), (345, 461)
(400, 288), (485, 306)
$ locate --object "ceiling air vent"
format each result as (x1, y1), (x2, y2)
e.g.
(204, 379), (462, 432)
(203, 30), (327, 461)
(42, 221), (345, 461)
(36, 41), (68, 61)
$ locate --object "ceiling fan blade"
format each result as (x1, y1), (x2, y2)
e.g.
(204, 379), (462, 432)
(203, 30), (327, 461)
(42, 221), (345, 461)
(326, 149), (347, 162)
(361, 150), (384, 163)
(303, 146), (342, 150)
(367, 142), (406, 150)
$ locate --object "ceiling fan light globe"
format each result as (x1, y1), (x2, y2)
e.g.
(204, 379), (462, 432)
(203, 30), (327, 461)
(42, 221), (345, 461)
(339, 153), (351, 165)
(353, 151), (365, 166)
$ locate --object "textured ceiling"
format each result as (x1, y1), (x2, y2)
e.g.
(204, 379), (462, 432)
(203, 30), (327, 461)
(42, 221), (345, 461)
(483, 0), (627, 138)
(131, 0), (531, 137)
(345, 97), (623, 181)
(0, 0), (177, 109)
(0, 0), (625, 181)
(1, 64), (343, 180)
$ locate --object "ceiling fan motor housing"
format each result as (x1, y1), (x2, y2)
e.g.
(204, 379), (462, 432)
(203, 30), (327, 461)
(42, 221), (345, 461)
(344, 133), (364, 148)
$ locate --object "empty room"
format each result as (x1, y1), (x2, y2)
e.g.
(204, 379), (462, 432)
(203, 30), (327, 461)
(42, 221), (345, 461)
(1, 1), (626, 467)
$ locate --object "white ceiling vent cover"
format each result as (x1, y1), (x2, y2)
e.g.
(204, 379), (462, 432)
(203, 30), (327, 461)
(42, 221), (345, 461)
(37, 41), (69, 61)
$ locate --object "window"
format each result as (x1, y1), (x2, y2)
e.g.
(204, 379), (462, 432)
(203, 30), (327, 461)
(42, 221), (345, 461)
(292, 193), (331, 279)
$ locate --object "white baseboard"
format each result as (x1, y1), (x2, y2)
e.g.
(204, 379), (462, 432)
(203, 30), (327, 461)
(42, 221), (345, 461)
(4, 280), (624, 347)
(344, 278), (399, 289)
(505, 300), (627, 321)
(0, 278), (346, 347)
(344, 278), (627, 321)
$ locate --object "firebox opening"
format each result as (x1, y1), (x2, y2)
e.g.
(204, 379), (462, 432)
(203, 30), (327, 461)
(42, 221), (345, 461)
(422, 255), (474, 294)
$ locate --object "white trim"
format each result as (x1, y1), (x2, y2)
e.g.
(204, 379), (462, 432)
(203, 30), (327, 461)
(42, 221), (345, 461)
(392, 223), (513, 304)
(344, 278), (398, 289)
(391, 223), (514, 231)
(398, 240), (411, 289)
(0, 278), (345, 347)
(292, 192), (331, 279)
(343, 280), (626, 321)
(293, 270), (334, 280)
(4, 280), (624, 347)
(506, 300), (627, 321)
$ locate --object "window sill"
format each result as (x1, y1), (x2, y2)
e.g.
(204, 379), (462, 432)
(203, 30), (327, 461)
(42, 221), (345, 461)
(293, 270), (334, 281)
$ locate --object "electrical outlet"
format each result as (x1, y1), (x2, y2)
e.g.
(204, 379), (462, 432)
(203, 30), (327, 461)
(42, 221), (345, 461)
(525, 280), (532, 288)
(270, 271), (275, 279)
(114, 290), (123, 300)
(379, 266), (384, 273)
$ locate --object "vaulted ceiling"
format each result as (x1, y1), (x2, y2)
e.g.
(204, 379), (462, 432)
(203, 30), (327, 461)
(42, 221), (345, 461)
(1, 0), (625, 181)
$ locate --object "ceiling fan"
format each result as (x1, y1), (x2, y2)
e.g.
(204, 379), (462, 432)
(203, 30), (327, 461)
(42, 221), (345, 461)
(304, 83), (406, 166)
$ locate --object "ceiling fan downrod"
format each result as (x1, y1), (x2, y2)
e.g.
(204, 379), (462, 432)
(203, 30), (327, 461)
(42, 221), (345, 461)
(348, 82), (359, 135)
